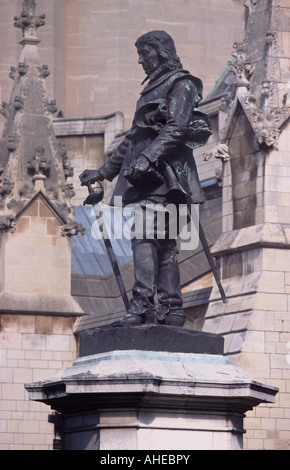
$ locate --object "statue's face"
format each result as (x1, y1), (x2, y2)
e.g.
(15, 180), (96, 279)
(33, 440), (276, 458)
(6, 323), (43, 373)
(137, 44), (161, 76)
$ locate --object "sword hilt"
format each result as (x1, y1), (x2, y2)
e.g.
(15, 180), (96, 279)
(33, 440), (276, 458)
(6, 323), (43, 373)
(83, 181), (104, 206)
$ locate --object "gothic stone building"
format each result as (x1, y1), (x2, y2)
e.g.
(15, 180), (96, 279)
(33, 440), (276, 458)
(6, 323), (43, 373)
(0, 0), (290, 450)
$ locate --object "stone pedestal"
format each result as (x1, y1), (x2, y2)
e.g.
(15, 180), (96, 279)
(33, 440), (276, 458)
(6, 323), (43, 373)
(25, 326), (277, 450)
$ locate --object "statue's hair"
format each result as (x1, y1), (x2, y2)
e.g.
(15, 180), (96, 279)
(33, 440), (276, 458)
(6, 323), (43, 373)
(135, 30), (183, 71)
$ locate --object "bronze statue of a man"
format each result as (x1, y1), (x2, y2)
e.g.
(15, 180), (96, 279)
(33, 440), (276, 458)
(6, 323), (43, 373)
(80, 30), (211, 327)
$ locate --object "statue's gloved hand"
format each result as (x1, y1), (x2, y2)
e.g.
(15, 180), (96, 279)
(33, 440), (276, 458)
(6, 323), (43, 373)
(129, 155), (150, 176)
(79, 169), (104, 186)
(124, 155), (163, 188)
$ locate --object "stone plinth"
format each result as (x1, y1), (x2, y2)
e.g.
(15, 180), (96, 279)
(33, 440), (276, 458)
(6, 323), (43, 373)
(25, 327), (277, 450)
(79, 324), (224, 356)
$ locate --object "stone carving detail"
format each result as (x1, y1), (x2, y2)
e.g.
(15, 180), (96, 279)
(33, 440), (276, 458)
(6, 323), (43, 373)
(203, 143), (230, 162)
(18, 62), (29, 76)
(0, 162), (11, 198)
(14, 96), (25, 112)
(58, 141), (74, 179)
(22, 0), (37, 16)
(0, 157), (16, 233)
(14, 0), (45, 38)
(0, 216), (16, 234)
(9, 67), (18, 81)
(61, 221), (85, 237)
(266, 30), (276, 46)
(0, 177), (13, 198)
(19, 183), (34, 199)
(64, 184), (75, 200)
(243, 0), (257, 30)
(45, 100), (58, 115)
(7, 199), (21, 211)
(9, 63), (29, 80)
(218, 7), (290, 152)
(14, 13), (46, 35)
(59, 202), (73, 217)
(261, 80), (271, 98)
(27, 146), (51, 176)
(0, 1), (83, 237)
(240, 91), (289, 149)
(7, 134), (20, 152)
(38, 65), (50, 78)
(228, 42), (255, 88)
(1, 102), (9, 119)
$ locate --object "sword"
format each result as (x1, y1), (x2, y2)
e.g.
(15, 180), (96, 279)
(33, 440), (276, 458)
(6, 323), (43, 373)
(83, 182), (130, 312)
(172, 163), (227, 303)
(185, 192), (227, 304)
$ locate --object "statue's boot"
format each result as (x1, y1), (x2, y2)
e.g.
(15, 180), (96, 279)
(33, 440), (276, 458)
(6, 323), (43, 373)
(112, 238), (185, 327)
(111, 296), (154, 327)
(155, 304), (186, 327)
(156, 240), (186, 327)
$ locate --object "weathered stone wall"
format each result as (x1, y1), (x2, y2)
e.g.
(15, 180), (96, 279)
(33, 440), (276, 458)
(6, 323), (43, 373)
(0, 314), (77, 450)
(0, 196), (81, 450)
(242, 120), (290, 450)
(0, 1), (245, 134)
(264, 122), (290, 225)
(204, 112), (290, 450)
(65, 0), (245, 129)
(1, 197), (71, 296)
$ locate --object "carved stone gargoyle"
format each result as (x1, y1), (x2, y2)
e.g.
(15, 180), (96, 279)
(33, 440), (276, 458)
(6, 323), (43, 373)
(27, 146), (51, 176)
